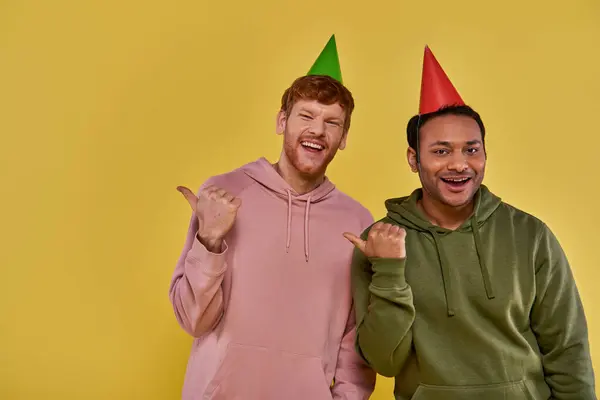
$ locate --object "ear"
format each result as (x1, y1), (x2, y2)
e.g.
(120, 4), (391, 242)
(407, 147), (418, 173)
(275, 110), (287, 135)
(338, 130), (348, 150)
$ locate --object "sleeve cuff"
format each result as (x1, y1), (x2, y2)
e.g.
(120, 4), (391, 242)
(369, 258), (407, 289)
(186, 235), (229, 276)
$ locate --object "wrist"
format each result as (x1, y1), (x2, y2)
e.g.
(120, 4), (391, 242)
(197, 232), (223, 253)
(370, 258), (407, 287)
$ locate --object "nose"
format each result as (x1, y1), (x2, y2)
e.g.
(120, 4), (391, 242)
(308, 118), (326, 136)
(448, 153), (469, 173)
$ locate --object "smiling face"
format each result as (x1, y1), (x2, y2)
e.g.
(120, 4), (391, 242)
(408, 113), (486, 208)
(276, 99), (347, 178)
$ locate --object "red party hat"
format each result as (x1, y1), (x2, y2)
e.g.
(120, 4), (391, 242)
(419, 46), (465, 115)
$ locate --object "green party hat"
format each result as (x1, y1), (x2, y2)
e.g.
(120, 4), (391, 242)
(307, 34), (343, 83)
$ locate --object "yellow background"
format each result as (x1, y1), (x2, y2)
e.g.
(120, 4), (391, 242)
(1, 0), (599, 398)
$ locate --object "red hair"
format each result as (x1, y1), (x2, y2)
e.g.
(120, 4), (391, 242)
(280, 75), (355, 132)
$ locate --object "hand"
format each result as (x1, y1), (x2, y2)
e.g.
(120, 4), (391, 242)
(343, 222), (406, 259)
(177, 184), (241, 252)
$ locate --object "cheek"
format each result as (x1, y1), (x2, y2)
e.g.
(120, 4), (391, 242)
(418, 165), (438, 182)
(420, 158), (446, 177)
(284, 123), (305, 142)
(470, 158), (486, 173)
(327, 130), (344, 146)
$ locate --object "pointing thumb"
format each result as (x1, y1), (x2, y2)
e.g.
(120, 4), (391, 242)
(343, 232), (366, 254)
(177, 186), (197, 212)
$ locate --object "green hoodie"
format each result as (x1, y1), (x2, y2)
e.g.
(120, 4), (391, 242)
(351, 185), (595, 399)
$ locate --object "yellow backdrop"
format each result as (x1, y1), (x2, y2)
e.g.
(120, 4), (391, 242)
(1, 0), (599, 398)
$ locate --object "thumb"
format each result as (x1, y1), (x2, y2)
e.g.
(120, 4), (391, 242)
(176, 186), (198, 212)
(343, 232), (367, 254)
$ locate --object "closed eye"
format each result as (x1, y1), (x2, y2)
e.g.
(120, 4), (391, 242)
(300, 113), (313, 120)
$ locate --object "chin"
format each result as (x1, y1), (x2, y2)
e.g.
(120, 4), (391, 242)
(293, 160), (325, 177)
(442, 193), (475, 208)
(295, 154), (331, 174)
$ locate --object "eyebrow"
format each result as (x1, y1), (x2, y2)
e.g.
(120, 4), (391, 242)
(429, 140), (482, 147)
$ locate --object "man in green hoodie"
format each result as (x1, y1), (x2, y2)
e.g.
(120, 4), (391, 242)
(344, 46), (596, 399)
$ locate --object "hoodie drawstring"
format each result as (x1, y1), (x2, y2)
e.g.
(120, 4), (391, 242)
(428, 221), (495, 317)
(286, 190), (292, 253)
(429, 230), (455, 317)
(284, 189), (312, 262)
(304, 196), (311, 262)
(472, 222), (495, 299)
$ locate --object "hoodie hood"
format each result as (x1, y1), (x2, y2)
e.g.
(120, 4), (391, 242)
(241, 157), (336, 261)
(384, 185), (502, 316)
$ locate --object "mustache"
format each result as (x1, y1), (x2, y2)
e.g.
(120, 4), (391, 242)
(299, 138), (327, 146)
(440, 174), (474, 179)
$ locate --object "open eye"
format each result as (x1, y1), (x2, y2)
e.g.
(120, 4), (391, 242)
(466, 147), (479, 155)
(433, 149), (449, 155)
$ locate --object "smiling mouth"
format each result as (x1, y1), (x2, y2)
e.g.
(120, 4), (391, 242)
(441, 177), (472, 188)
(301, 141), (324, 152)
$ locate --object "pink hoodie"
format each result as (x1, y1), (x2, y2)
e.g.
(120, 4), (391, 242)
(169, 157), (376, 399)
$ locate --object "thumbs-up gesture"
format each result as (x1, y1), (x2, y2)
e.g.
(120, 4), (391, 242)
(177, 185), (241, 253)
(343, 222), (406, 259)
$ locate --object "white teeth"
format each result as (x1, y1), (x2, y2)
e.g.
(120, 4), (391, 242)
(444, 177), (469, 182)
(301, 141), (323, 150)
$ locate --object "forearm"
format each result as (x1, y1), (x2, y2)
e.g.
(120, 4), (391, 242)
(331, 306), (376, 399)
(531, 224), (596, 398)
(535, 293), (595, 398)
(354, 257), (415, 377)
(169, 235), (228, 337)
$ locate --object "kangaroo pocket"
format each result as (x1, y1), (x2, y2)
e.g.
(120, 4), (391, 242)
(203, 342), (332, 400)
(411, 379), (537, 400)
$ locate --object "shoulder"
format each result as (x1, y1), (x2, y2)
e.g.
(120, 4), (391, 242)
(198, 162), (256, 197)
(499, 202), (571, 269)
(331, 188), (374, 228)
(492, 201), (562, 258)
(495, 201), (547, 233)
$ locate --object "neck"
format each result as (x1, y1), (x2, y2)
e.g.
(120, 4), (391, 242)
(418, 190), (475, 231)
(273, 159), (324, 195)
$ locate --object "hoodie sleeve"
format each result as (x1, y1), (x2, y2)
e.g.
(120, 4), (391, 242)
(530, 223), (596, 399)
(331, 302), (377, 399)
(168, 182), (229, 338)
(351, 228), (416, 378)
